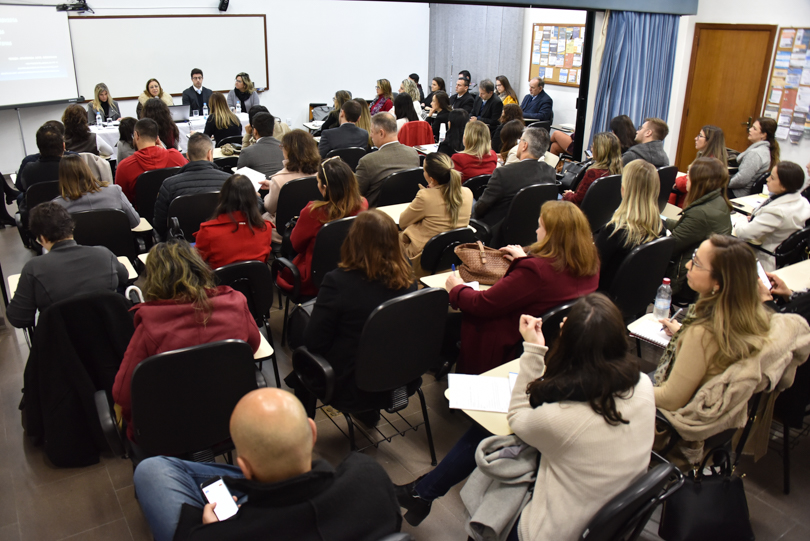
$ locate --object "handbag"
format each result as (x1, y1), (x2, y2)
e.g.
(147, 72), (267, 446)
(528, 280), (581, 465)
(658, 446), (754, 541)
(286, 298), (316, 350)
(454, 241), (510, 285)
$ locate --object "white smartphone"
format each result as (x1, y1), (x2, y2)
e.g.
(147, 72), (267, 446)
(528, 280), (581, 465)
(200, 476), (239, 521)
(756, 261), (772, 291)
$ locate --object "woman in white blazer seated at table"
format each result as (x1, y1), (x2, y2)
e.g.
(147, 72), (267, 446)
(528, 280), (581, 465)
(734, 161), (810, 272)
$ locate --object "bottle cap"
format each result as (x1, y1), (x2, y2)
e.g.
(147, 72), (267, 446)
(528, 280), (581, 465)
(663, 278), (671, 285)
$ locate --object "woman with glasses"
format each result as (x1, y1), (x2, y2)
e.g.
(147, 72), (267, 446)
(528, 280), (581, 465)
(729, 117), (779, 198)
(369, 79), (393, 115)
(494, 75), (518, 105)
(670, 125), (728, 208)
(663, 157), (732, 301)
(227, 72), (260, 114)
(276, 157), (368, 297)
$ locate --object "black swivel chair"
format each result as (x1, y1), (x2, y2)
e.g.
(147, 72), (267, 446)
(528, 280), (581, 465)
(657, 166), (679, 212)
(498, 184), (559, 246)
(325, 147), (366, 172)
(377, 168), (427, 207)
(773, 358), (810, 495)
(135, 167), (181, 225)
(216, 135), (243, 148)
(273, 176), (322, 257)
(607, 237), (676, 323)
(772, 226), (810, 269)
(580, 174), (623, 233)
(525, 120), (552, 132)
(71, 209), (145, 263)
(291, 288), (448, 465)
(464, 174), (491, 200)
(213, 156), (239, 172)
(540, 301), (576, 350)
(750, 170), (771, 196)
(420, 227), (477, 276)
(166, 191), (220, 241)
(16, 180), (61, 249)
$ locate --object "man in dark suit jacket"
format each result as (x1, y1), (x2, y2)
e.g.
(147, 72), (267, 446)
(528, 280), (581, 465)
(520, 77), (553, 122)
(475, 127), (555, 231)
(470, 79), (504, 132)
(318, 100), (369, 158)
(181, 68), (213, 115)
(449, 78), (475, 114)
(237, 113), (284, 178)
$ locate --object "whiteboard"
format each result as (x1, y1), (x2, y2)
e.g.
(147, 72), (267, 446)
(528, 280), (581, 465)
(68, 15), (268, 100)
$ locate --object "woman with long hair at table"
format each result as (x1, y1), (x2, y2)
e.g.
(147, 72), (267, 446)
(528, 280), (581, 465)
(62, 104), (113, 156)
(492, 104), (525, 153)
(495, 75), (518, 105)
(670, 125), (729, 207)
(141, 98), (180, 150)
(203, 92), (242, 145)
(86, 82), (121, 124)
(451, 120), (497, 181)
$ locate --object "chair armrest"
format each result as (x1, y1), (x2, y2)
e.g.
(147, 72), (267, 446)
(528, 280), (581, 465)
(94, 390), (126, 457)
(292, 346), (337, 404)
(271, 257), (301, 300)
(468, 218), (491, 245)
(655, 409), (681, 457)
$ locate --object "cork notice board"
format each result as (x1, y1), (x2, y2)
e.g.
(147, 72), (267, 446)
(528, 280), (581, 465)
(529, 23), (586, 88)
(763, 27), (810, 146)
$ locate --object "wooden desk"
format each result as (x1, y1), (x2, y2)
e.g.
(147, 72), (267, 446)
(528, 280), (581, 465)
(730, 194), (768, 216)
(662, 203), (681, 221)
(419, 271), (492, 291)
(8, 274), (19, 300)
(443, 358), (520, 436)
(116, 257), (138, 280)
(132, 217), (153, 233)
(377, 203), (410, 226)
(773, 259), (810, 293)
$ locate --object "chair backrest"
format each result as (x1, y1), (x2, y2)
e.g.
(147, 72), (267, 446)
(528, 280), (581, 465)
(326, 147), (366, 172)
(275, 176), (322, 238)
(420, 227), (477, 275)
(310, 216), (357, 289)
(540, 301), (576, 350)
(774, 225), (810, 269)
(26, 180), (61, 209)
(398, 120), (434, 147)
(213, 156), (239, 171)
(130, 340), (258, 457)
(71, 209), (137, 258)
(167, 191), (220, 241)
(657, 166), (678, 212)
(217, 135), (243, 148)
(559, 159), (593, 192)
(750, 170), (770, 195)
(578, 462), (682, 541)
(609, 236), (676, 320)
(135, 167), (182, 224)
(214, 261), (274, 326)
(464, 174), (491, 200)
(355, 288), (449, 392)
(526, 120), (552, 132)
(580, 174), (623, 233)
(501, 184), (559, 246)
(377, 167), (427, 207)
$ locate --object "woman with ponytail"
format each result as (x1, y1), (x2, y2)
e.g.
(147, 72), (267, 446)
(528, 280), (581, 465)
(728, 117), (779, 198)
(399, 152), (473, 273)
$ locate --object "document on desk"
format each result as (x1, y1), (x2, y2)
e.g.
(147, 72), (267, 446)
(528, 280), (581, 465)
(448, 374), (516, 413)
(234, 167), (267, 191)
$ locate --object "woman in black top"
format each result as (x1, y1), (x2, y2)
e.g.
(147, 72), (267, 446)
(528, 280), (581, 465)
(203, 93), (242, 145)
(491, 103), (525, 153)
(421, 77), (445, 110)
(437, 109), (469, 157)
(320, 90), (352, 132)
(427, 90), (452, 142)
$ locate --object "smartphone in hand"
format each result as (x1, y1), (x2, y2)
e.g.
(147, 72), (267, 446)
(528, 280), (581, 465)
(756, 261), (772, 291)
(200, 476), (239, 521)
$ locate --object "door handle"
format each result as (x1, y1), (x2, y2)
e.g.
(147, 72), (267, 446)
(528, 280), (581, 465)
(741, 116), (752, 128)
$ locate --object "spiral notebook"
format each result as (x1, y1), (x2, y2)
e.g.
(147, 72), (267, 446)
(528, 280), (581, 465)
(627, 313), (672, 348)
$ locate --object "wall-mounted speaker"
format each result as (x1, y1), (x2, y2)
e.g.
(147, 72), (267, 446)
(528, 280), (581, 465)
(218, 0), (229, 12)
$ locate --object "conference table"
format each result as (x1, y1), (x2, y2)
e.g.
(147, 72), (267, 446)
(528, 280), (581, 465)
(443, 358), (520, 436)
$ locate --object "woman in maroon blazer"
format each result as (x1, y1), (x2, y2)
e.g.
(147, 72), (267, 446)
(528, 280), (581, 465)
(445, 201), (600, 374)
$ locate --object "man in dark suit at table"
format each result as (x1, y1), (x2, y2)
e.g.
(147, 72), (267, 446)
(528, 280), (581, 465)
(237, 112), (284, 178)
(318, 100), (369, 158)
(449, 77), (475, 114)
(474, 127), (555, 239)
(520, 77), (553, 123)
(181, 68), (213, 116)
(470, 79), (503, 133)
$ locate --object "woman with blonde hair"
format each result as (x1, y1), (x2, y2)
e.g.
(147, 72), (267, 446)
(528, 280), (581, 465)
(86, 83), (120, 123)
(369, 79), (393, 115)
(562, 132), (623, 206)
(670, 125), (729, 207)
(138, 78), (173, 108)
(451, 120), (498, 181)
(400, 78), (423, 119)
(400, 153), (473, 272)
(445, 200), (600, 374)
(62, 104), (114, 156)
(321, 90), (352, 132)
(227, 72), (260, 113)
(112, 239), (261, 442)
(53, 153), (140, 228)
(595, 159), (662, 290)
(203, 92), (242, 145)
(353, 97), (374, 149)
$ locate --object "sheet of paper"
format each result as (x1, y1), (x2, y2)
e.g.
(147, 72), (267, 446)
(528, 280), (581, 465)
(802, 68), (810, 86)
(559, 69), (569, 83)
(544, 67), (554, 79)
(775, 125), (790, 140)
(234, 167), (267, 191)
(780, 29), (795, 49)
(568, 69), (578, 83)
(508, 372), (518, 393)
(573, 54), (582, 67)
(448, 374), (511, 413)
(769, 88), (783, 103)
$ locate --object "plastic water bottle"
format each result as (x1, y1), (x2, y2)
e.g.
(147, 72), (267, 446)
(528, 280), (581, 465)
(439, 123), (447, 142)
(202, 103), (209, 120)
(235, 101), (241, 114)
(653, 278), (672, 320)
(95, 111), (103, 128)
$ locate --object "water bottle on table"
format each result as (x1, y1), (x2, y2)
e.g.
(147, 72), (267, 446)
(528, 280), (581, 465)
(203, 103), (208, 120)
(439, 123), (446, 142)
(235, 101), (241, 114)
(652, 278), (672, 319)
(95, 111), (103, 128)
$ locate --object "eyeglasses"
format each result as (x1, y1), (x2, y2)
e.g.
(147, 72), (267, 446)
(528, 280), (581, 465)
(695, 134), (706, 139)
(375, 86), (380, 89)
(320, 156), (341, 187)
(690, 250), (710, 271)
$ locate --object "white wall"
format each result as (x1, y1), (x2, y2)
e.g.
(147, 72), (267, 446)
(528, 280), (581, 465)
(666, 0), (810, 169)
(0, 0), (430, 174)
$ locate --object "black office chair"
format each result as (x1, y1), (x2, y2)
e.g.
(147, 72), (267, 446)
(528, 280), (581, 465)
(607, 237), (676, 323)
(326, 147), (366, 172)
(773, 226), (810, 269)
(291, 288), (448, 465)
(213, 156), (239, 172)
(216, 135), (243, 148)
(750, 170), (770, 196)
(498, 184), (558, 246)
(16, 180), (61, 249)
(577, 462), (684, 541)
(464, 174), (490, 200)
(166, 191), (220, 241)
(71, 209), (145, 261)
(420, 227), (477, 275)
(526, 120), (552, 132)
(657, 166), (678, 212)
(135, 167), (181, 225)
(215, 261), (279, 385)
(377, 168), (426, 207)
(773, 357), (810, 495)
(96, 340), (265, 466)
(580, 174), (623, 233)
(273, 176), (321, 257)
(540, 301), (576, 350)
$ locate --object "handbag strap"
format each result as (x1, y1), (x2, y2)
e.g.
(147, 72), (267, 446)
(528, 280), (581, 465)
(477, 240), (487, 264)
(696, 446), (732, 481)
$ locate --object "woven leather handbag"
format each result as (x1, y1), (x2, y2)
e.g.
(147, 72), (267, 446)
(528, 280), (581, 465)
(454, 241), (510, 285)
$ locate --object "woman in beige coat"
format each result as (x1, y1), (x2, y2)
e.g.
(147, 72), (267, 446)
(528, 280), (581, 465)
(399, 153), (473, 274)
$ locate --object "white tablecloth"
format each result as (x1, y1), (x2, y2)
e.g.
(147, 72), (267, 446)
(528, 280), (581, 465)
(91, 113), (249, 157)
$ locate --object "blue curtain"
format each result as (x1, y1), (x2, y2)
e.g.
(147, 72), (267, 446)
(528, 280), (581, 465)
(589, 11), (680, 145)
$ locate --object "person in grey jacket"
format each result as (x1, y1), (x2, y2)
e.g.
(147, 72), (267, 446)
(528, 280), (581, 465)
(318, 100), (369, 158)
(236, 112), (284, 178)
(153, 133), (231, 238)
(226, 72), (260, 113)
(728, 117), (779, 198)
(621, 117), (670, 168)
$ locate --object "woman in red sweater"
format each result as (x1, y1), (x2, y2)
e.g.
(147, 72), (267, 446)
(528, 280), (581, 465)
(445, 200), (600, 375)
(276, 157), (368, 297)
(562, 132), (623, 206)
(113, 240), (261, 442)
(452, 120), (497, 182)
(194, 174), (273, 269)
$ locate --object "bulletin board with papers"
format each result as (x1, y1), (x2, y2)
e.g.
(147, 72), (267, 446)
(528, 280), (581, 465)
(528, 24), (586, 88)
(763, 27), (810, 145)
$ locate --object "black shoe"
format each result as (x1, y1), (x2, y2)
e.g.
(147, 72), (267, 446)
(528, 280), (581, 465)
(352, 409), (380, 428)
(395, 476), (432, 526)
(5, 190), (20, 205)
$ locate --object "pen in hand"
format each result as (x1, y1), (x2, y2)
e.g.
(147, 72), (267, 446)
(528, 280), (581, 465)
(452, 264), (457, 277)
(660, 307), (684, 331)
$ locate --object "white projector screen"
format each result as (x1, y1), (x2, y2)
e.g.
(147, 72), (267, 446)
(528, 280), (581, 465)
(69, 15), (268, 101)
(0, 5), (80, 109)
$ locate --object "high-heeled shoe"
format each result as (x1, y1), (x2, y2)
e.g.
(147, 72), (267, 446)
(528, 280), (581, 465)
(395, 475), (432, 526)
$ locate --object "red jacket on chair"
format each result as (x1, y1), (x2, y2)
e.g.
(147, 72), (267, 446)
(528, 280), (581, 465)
(398, 121), (435, 147)
(194, 211), (274, 269)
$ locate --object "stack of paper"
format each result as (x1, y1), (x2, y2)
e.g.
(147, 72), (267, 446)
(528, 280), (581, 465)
(234, 167), (267, 192)
(447, 373), (518, 413)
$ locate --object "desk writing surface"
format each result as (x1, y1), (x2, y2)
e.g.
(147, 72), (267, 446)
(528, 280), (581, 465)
(377, 203), (410, 226)
(138, 253), (149, 265)
(730, 194), (768, 216)
(8, 274), (19, 300)
(443, 358), (520, 436)
(419, 271), (492, 291)
(132, 217), (153, 233)
(662, 203), (681, 221)
(254, 332), (274, 360)
(772, 259), (810, 292)
(116, 257), (138, 280)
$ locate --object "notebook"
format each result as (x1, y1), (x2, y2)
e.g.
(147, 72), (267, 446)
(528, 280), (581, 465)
(627, 313), (672, 348)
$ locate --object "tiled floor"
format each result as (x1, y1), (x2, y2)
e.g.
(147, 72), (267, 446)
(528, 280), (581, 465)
(0, 199), (809, 540)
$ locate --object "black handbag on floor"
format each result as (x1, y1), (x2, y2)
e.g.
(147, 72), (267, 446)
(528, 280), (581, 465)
(286, 298), (316, 350)
(658, 446), (754, 541)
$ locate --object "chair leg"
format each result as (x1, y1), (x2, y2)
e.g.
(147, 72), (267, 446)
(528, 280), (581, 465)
(345, 413), (358, 451)
(263, 318), (281, 387)
(636, 337), (642, 358)
(783, 421), (790, 495)
(281, 297), (290, 347)
(417, 387), (437, 466)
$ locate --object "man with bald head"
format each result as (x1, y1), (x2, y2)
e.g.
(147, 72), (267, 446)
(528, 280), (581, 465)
(133, 388), (401, 541)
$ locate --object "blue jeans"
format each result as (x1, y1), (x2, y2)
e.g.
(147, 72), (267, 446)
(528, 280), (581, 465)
(133, 457), (245, 541)
(415, 425), (490, 501)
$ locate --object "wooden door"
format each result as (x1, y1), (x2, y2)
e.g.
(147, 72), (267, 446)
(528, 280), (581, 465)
(675, 24), (777, 171)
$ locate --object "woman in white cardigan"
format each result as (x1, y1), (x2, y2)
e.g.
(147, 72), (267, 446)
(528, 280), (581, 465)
(734, 161), (810, 271)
